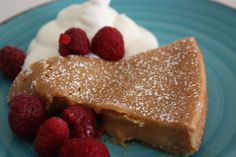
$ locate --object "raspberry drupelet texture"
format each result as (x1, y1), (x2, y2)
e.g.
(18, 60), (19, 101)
(59, 27), (90, 56)
(62, 105), (97, 138)
(0, 46), (26, 80)
(60, 138), (110, 157)
(91, 26), (125, 61)
(71, 120), (96, 138)
(8, 95), (47, 140)
(34, 117), (69, 157)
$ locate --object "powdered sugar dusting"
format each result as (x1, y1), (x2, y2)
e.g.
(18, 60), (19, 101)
(13, 38), (204, 124)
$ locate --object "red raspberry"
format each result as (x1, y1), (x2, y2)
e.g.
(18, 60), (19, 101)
(0, 46), (26, 80)
(59, 28), (90, 56)
(8, 95), (47, 140)
(71, 120), (97, 138)
(60, 138), (110, 157)
(62, 105), (94, 125)
(34, 117), (69, 157)
(91, 26), (124, 61)
(62, 105), (97, 138)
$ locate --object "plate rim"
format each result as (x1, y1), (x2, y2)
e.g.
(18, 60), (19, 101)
(0, 0), (235, 26)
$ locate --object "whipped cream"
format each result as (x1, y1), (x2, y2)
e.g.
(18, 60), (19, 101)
(23, 0), (158, 69)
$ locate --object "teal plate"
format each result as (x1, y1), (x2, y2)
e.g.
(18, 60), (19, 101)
(1, 0), (236, 156)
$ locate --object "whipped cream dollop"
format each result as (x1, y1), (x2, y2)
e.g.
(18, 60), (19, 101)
(23, 0), (158, 69)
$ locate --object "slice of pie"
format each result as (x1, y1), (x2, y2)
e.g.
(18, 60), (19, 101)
(8, 37), (207, 155)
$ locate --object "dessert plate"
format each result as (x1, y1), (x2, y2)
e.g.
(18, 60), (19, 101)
(0, 0), (236, 156)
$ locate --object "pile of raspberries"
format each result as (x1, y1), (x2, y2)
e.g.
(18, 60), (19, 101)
(9, 95), (110, 157)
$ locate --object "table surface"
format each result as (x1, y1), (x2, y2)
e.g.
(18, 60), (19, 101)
(0, 0), (235, 24)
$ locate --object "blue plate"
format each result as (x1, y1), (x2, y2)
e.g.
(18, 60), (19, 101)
(1, 0), (236, 156)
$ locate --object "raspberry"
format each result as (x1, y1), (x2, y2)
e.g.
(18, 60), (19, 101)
(0, 46), (26, 80)
(91, 26), (124, 61)
(71, 120), (97, 138)
(59, 28), (90, 56)
(62, 105), (94, 125)
(8, 95), (47, 140)
(34, 117), (69, 157)
(62, 105), (97, 138)
(60, 138), (110, 157)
